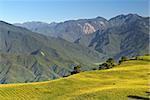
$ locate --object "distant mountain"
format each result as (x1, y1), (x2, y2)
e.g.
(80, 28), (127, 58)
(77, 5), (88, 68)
(15, 21), (57, 37)
(14, 14), (149, 59)
(2, 14), (149, 83)
(14, 17), (109, 42)
(75, 14), (150, 59)
(0, 21), (106, 83)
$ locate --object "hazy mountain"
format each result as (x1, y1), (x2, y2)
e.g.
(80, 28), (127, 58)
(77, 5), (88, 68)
(14, 17), (109, 42)
(0, 21), (106, 83)
(76, 14), (149, 59)
(15, 21), (57, 37)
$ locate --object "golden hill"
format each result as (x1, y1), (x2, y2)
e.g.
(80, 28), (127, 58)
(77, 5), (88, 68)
(0, 56), (149, 100)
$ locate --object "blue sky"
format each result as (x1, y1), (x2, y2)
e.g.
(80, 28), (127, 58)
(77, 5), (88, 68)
(0, 0), (149, 23)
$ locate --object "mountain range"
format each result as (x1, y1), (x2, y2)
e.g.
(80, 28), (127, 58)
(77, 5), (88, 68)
(0, 13), (149, 83)
(0, 21), (106, 83)
(14, 16), (109, 42)
(15, 14), (149, 59)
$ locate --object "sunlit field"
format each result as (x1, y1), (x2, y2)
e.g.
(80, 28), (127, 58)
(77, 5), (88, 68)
(0, 56), (149, 100)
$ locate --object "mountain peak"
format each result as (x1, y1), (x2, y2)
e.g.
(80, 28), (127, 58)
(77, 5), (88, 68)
(109, 13), (141, 21)
(95, 16), (107, 20)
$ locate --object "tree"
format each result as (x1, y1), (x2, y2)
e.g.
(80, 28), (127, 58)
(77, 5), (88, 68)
(121, 56), (128, 61)
(99, 58), (115, 70)
(119, 56), (128, 64)
(99, 63), (108, 70)
(92, 68), (97, 70)
(71, 65), (81, 75)
(144, 54), (150, 56)
(106, 58), (115, 67)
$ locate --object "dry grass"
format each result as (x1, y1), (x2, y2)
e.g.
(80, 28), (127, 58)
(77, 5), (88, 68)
(0, 56), (149, 100)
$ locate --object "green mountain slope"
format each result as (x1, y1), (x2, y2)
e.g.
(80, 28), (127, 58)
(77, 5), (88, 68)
(0, 56), (149, 100)
(0, 21), (106, 83)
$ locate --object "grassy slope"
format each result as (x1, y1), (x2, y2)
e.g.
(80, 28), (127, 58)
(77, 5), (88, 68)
(0, 56), (149, 100)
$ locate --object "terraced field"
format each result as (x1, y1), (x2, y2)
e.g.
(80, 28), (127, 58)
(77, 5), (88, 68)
(0, 56), (149, 100)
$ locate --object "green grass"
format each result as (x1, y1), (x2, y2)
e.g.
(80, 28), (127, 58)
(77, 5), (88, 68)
(136, 55), (150, 61)
(0, 56), (149, 100)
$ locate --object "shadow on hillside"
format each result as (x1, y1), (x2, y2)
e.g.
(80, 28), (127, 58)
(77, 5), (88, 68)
(127, 95), (150, 100)
(145, 91), (150, 96)
(128, 91), (150, 100)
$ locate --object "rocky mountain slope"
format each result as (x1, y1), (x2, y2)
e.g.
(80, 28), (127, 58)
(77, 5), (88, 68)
(15, 14), (149, 59)
(15, 17), (109, 42)
(76, 14), (149, 59)
(1, 14), (149, 83)
(0, 21), (106, 83)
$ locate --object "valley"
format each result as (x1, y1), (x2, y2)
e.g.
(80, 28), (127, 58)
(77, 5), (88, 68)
(0, 14), (149, 84)
(0, 0), (149, 99)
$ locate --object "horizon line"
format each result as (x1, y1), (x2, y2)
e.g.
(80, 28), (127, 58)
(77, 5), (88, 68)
(1, 13), (149, 24)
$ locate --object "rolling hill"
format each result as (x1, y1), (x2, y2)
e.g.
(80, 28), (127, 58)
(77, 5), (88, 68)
(0, 14), (149, 84)
(0, 55), (149, 100)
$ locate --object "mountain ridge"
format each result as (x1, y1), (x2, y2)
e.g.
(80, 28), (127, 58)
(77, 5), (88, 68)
(75, 14), (149, 59)
(0, 13), (149, 83)
(0, 21), (106, 83)
(14, 15), (109, 41)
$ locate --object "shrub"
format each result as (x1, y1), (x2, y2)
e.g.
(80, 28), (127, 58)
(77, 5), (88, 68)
(119, 56), (129, 64)
(106, 58), (115, 67)
(99, 63), (107, 70)
(71, 65), (81, 75)
(144, 54), (150, 56)
(92, 68), (97, 70)
(99, 58), (115, 70)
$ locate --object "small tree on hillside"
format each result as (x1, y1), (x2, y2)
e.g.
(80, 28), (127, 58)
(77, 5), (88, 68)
(121, 56), (128, 61)
(106, 58), (115, 67)
(119, 56), (128, 64)
(99, 58), (115, 70)
(99, 63), (108, 70)
(71, 65), (81, 75)
(144, 54), (150, 56)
